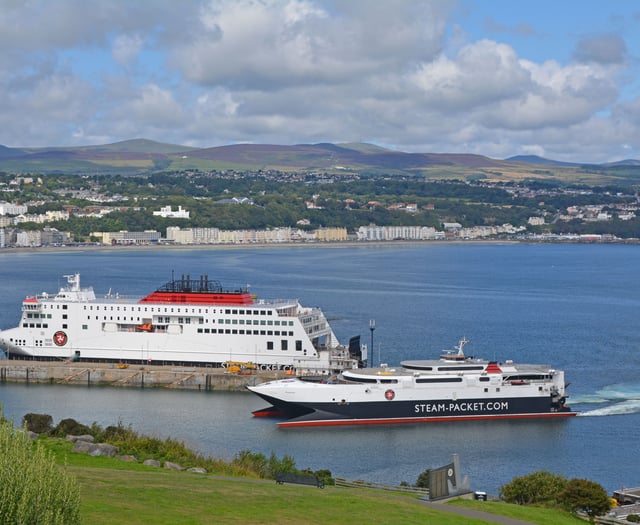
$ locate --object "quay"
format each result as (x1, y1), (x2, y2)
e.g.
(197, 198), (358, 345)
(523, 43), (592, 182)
(0, 359), (281, 391)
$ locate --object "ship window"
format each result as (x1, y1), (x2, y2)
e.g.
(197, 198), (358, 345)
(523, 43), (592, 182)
(62, 314), (67, 319)
(62, 324), (67, 329)
(437, 366), (484, 372)
(380, 379), (398, 384)
(274, 321), (280, 326)
(253, 310), (259, 315)
(479, 377), (490, 382)
(185, 318), (190, 324)
(296, 340), (302, 351)
(232, 319), (237, 324)
(267, 331), (273, 336)
(267, 320), (273, 326)
(253, 330), (259, 335)
(267, 341), (274, 350)
(260, 330), (266, 335)
(484, 388), (488, 393)
(82, 324), (87, 330)
(496, 388), (500, 392)
(281, 340), (288, 351)
(197, 328), (203, 333)
(239, 330), (244, 334)
(62, 305), (67, 309)
(232, 329), (237, 334)
(260, 310), (266, 315)
(416, 377), (463, 383)
(225, 309), (231, 314)
(232, 309), (237, 314)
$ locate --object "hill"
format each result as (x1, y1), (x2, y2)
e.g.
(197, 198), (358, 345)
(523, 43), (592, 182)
(0, 139), (639, 185)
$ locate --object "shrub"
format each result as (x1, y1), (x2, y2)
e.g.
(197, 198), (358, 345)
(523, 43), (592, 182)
(22, 413), (53, 434)
(0, 412), (80, 524)
(627, 514), (640, 523)
(500, 470), (568, 505)
(51, 418), (92, 437)
(560, 478), (611, 520)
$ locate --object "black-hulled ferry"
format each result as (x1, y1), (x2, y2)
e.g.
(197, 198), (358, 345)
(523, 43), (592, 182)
(248, 339), (575, 427)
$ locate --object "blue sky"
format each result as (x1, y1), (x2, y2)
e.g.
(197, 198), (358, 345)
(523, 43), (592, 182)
(1, 0), (639, 162)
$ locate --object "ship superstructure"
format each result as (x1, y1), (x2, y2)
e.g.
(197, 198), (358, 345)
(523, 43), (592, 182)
(0, 273), (359, 373)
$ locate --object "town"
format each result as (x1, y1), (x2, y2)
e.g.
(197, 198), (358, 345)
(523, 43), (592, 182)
(1, 170), (639, 248)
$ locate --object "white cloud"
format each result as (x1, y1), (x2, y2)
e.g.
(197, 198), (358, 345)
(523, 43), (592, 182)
(0, 0), (637, 162)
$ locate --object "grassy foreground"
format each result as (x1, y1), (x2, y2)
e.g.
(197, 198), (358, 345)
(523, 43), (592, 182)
(46, 439), (584, 525)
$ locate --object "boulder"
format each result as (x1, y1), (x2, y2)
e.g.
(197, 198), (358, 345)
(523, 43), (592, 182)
(143, 459), (161, 468)
(187, 467), (207, 474)
(66, 434), (94, 443)
(71, 440), (118, 457)
(163, 461), (184, 471)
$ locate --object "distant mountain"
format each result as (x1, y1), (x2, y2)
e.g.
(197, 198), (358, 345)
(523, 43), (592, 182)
(0, 144), (26, 159)
(602, 159), (640, 167)
(0, 139), (638, 185)
(505, 155), (579, 167)
(183, 142), (507, 171)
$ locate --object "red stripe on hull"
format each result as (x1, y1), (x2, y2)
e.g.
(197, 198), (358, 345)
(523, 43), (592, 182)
(277, 412), (577, 428)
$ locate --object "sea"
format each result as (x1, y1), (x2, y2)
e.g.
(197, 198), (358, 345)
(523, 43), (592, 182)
(0, 242), (639, 495)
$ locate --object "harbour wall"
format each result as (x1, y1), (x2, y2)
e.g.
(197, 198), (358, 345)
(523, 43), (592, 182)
(0, 360), (280, 391)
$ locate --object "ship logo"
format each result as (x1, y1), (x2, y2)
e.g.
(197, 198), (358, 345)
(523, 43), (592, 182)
(53, 331), (68, 346)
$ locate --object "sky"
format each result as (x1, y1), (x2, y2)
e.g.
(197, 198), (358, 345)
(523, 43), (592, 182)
(2, 0), (640, 163)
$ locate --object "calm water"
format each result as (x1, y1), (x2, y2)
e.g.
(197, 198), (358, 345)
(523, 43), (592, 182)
(1, 243), (639, 494)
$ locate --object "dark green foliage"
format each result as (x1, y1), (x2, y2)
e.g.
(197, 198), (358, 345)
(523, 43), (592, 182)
(500, 470), (568, 505)
(559, 478), (611, 520)
(22, 413), (53, 434)
(627, 514), (640, 523)
(51, 418), (91, 437)
(416, 468), (431, 488)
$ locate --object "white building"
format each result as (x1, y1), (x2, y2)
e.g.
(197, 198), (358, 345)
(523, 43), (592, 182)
(0, 202), (28, 215)
(153, 205), (190, 219)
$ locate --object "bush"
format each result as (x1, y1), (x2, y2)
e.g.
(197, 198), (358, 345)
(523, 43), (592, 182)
(627, 514), (640, 523)
(0, 412), (80, 524)
(559, 478), (611, 520)
(51, 418), (92, 437)
(500, 470), (568, 505)
(22, 413), (54, 434)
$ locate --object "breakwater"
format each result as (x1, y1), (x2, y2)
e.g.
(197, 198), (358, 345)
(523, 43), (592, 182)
(0, 360), (279, 391)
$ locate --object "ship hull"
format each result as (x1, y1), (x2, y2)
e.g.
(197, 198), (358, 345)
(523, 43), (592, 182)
(251, 391), (575, 427)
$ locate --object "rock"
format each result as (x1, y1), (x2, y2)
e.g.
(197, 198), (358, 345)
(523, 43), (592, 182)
(187, 467), (207, 474)
(163, 461), (184, 471)
(143, 459), (161, 468)
(66, 434), (94, 443)
(71, 440), (118, 457)
(116, 455), (137, 462)
(26, 430), (39, 441)
(89, 443), (117, 457)
(71, 440), (94, 454)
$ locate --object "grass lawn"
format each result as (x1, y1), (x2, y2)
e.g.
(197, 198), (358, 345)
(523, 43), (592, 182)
(44, 439), (587, 525)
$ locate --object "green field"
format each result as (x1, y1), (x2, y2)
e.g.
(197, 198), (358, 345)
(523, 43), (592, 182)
(45, 439), (585, 525)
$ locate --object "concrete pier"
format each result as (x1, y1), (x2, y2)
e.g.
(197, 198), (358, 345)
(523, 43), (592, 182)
(0, 359), (281, 391)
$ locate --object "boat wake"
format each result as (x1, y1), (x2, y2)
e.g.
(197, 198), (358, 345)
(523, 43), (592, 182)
(572, 383), (640, 417)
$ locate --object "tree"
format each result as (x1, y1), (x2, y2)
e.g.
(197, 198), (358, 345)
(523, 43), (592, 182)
(560, 478), (611, 522)
(415, 468), (431, 488)
(0, 411), (80, 524)
(500, 470), (568, 505)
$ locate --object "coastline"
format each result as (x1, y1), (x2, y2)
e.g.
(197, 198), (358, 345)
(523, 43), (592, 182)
(4, 236), (634, 256)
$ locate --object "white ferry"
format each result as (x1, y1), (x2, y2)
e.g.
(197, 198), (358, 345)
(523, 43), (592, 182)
(0, 273), (361, 373)
(248, 339), (575, 427)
